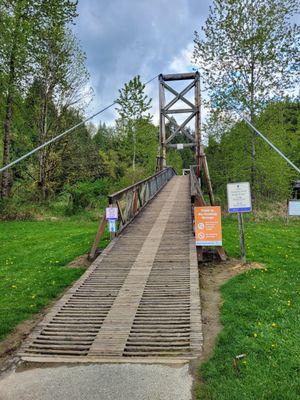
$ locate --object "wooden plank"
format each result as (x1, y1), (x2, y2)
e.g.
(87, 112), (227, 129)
(21, 176), (203, 363)
(88, 214), (107, 259)
(161, 72), (197, 81)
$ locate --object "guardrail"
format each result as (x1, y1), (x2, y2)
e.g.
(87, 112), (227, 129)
(89, 167), (176, 259)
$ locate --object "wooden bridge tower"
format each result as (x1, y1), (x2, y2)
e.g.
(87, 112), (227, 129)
(158, 72), (215, 204)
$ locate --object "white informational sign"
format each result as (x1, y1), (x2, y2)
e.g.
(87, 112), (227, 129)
(227, 182), (252, 213)
(288, 200), (300, 216)
(106, 207), (118, 220)
(177, 143), (184, 150)
(108, 219), (117, 232)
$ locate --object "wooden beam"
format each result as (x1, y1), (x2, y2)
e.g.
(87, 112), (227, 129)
(116, 200), (125, 225)
(88, 214), (107, 260)
(194, 73), (201, 177)
(163, 113), (195, 143)
(132, 190), (138, 215)
(165, 112), (196, 144)
(162, 81), (195, 109)
(164, 80), (196, 111)
(216, 246), (227, 261)
(161, 72), (197, 81)
(167, 143), (195, 148)
(165, 108), (195, 114)
(159, 76), (167, 169)
(202, 154), (215, 206)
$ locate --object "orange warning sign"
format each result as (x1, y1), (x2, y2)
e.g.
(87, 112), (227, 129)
(194, 206), (222, 246)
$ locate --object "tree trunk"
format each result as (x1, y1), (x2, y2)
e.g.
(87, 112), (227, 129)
(250, 55), (256, 201)
(1, 44), (16, 198)
(0, 6), (21, 198)
(250, 111), (256, 199)
(38, 93), (48, 201)
(1, 92), (13, 198)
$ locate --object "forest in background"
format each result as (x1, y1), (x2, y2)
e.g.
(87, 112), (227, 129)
(0, 0), (299, 220)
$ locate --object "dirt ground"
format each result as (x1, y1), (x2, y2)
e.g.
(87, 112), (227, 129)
(0, 257), (262, 379)
(197, 259), (262, 364)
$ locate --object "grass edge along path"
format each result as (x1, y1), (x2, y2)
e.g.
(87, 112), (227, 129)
(197, 216), (300, 400)
(0, 216), (108, 342)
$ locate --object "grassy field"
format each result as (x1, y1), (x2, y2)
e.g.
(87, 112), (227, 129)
(198, 215), (300, 400)
(0, 215), (107, 341)
(1, 211), (299, 399)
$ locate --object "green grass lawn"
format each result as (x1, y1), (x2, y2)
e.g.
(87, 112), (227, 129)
(198, 215), (300, 400)
(0, 215), (107, 341)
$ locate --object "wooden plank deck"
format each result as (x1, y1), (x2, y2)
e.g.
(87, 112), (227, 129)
(20, 175), (203, 363)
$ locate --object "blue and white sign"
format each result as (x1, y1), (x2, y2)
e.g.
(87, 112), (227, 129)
(227, 182), (252, 213)
(288, 200), (300, 216)
(106, 207), (118, 220)
(108, 219), (117, 232)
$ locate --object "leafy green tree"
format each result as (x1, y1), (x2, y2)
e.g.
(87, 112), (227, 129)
(115, 76), (152, 175)
(32, 1), (88, 200)
(205, 100), (300, 202)
(194, 0), (300, 192)
(0, 0), (37, 197)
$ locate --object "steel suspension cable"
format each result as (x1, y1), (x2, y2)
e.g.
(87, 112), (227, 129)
(0, 74), (159, 174)
(236, 112), (300, 175)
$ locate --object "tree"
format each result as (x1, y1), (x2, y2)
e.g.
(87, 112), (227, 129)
(205, 100), (300, 201)
(115, 76), (152, 174)
(193, 0), (300, 193)
(0, 0), (37, 197)
(32, 1), (89, 200)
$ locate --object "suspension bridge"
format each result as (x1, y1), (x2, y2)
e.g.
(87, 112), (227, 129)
(19, 72), (209, 363)
(2, 72), (299, 365)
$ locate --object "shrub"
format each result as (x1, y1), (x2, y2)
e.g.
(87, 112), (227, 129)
(64, 178), (111, 214)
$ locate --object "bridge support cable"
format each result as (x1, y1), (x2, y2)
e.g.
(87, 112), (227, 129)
(235, 112), (300, 175)
(0, 75), (158, 174)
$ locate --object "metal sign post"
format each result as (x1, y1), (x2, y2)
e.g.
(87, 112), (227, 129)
(227, 182), (252, 264)
(237, 213), (246, 264)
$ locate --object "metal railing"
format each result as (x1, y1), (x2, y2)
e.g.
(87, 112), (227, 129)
(89, 167), (176, 259)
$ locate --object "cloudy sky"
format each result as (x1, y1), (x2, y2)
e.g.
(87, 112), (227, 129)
(73, 0), (212, 125)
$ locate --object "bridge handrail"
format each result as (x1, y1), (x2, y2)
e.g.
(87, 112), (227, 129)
(190, 165), (205, 205)
(89, 167), (176, 259)
(109, 167), (176, 203)
(109, 167), (176, 230)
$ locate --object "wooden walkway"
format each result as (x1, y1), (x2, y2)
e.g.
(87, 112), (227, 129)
(20, 176), (202, 363)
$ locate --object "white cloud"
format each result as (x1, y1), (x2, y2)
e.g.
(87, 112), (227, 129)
(168, 42), (195, 73)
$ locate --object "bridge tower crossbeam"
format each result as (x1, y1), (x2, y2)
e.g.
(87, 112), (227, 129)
(158, 72), (202, 173)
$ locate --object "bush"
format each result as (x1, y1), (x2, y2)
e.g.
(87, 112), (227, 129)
(0, 198), (35, 221)
(64, 179), (111, 214)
